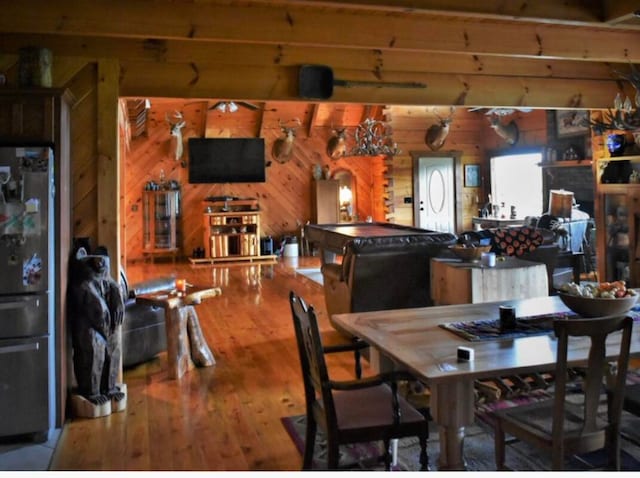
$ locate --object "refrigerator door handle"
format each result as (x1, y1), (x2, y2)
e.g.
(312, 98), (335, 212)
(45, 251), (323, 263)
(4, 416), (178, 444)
(0, 342), (40, 355)
(0, 299), (40, 310)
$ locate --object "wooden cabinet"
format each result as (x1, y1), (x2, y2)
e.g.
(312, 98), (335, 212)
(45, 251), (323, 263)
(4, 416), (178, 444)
(594, 155), (640, 285)
(143, 189), (181, 260)
(196, 198), (274, 263)
(0, 91), (56, 142)
(311, 179), (340, 224)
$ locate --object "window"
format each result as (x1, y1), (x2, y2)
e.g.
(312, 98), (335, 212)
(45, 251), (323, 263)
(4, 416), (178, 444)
(490, 152), (543, 218)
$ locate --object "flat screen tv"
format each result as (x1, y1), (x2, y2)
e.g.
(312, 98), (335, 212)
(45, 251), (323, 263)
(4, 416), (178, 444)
(188, 138), (266, 183)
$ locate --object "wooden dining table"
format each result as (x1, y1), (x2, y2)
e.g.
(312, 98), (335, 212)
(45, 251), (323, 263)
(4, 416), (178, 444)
(331, 295), (640, 470)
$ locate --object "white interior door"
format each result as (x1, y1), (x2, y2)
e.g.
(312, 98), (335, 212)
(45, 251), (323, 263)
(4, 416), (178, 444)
(416, 156), (455, 233)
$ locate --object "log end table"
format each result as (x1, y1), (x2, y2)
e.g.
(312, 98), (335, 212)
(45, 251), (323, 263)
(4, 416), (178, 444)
(135, 286), (222, 379)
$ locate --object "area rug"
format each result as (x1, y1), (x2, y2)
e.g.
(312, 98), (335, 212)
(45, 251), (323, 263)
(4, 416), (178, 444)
(282, 406), (640, 471)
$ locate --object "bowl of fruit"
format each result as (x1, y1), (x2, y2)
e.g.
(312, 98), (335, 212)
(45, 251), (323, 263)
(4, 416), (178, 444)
(557, 281), (638, 318)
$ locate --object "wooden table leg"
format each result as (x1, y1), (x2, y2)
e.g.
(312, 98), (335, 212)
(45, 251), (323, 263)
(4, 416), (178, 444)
(164, 306), (193, 380)
(184, 305), (215, 367)
(430, 380), (476, 470)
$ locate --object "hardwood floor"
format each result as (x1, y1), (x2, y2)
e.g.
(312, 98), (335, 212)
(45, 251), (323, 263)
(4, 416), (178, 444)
(50, 256), (363, 471)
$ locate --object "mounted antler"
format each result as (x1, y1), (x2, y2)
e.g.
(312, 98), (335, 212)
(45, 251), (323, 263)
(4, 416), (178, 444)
(272, 118), (301, 164)
(488, 114), (519, 145)
(166, 111), (186, 161)
(425, 107), (455, 151)
(326, 124), (348, 160)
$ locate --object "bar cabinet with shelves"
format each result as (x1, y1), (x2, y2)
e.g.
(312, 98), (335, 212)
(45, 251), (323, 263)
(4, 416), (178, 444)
(194, 198), (276, 264)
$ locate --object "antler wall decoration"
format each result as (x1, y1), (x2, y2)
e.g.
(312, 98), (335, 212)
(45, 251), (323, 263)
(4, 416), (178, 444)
(350, 118), (399, 156)
(590, 64), (640, 132)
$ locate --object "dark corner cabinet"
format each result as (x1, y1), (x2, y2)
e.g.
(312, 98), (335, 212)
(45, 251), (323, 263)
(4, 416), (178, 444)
(594, 154), (640, 286)
(143, 188), (181, 261)
(0, 89), (72, 439)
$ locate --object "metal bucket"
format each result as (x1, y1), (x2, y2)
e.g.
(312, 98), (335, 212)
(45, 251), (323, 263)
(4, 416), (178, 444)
(548, 189), (574, 218)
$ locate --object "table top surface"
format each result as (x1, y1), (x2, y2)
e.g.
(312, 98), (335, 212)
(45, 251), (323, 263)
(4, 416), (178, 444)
(135, 285), (222, 308)
(331, 296), (640, 385)
(471, 217), (525, 224)
(433, 256), (545, 270)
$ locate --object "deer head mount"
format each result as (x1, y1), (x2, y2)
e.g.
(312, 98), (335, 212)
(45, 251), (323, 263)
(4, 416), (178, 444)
(272, 118), (301, 164)
(326, 126), (348, 160)
(166, 110), (186, 162)
(488, 114), (519, 145)
(425, 107), (455, 151)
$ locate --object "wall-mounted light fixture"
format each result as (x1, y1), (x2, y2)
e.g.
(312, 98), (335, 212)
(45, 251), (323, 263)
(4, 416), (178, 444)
(339, 185), (353, 221)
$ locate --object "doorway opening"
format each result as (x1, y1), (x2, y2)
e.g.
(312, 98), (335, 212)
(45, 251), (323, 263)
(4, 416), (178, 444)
(411, 151), (463, 233)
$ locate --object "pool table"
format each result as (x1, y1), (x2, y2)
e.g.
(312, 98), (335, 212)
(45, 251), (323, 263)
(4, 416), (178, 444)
(305, 222), (457, 263)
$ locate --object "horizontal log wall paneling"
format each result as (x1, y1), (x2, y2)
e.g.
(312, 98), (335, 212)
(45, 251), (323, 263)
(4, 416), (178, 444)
(385, 106), (487, 228)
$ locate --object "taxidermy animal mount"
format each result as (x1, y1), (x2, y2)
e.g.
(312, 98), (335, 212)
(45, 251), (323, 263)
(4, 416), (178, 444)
(425, 107), (455, 151)
(272, 118), (301, 164)
(166, 110), (186, 163)
(326, 126), (348, 160)
(489, 114), (519, 145)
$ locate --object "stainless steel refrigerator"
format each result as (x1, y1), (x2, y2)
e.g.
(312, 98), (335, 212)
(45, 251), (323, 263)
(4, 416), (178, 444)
(0, 146), (55, 441)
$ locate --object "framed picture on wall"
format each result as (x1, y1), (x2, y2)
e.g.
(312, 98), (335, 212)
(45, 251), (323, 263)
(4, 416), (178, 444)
(464, 164), (480, 187)
(555, 110), (590, 138)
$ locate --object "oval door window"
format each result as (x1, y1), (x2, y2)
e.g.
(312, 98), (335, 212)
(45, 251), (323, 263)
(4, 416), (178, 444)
(427, 169), (446, 213)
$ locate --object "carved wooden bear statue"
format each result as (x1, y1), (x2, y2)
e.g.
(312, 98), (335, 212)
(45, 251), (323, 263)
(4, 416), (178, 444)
(67, 245), (126, 417)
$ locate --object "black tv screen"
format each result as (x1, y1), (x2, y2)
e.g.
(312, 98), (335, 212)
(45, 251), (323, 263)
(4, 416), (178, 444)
(188, 138), (266, 183)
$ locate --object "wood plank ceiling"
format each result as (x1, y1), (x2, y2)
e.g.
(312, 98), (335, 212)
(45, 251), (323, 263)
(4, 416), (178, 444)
(1, 0), (640, 110)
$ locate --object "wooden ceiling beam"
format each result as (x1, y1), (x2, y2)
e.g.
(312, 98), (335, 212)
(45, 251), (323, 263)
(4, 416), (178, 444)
(118, 61), (624, 109)
(273, 0), (605, 24)
(0, 32), (624, 82)
(2, 1), (640, 62)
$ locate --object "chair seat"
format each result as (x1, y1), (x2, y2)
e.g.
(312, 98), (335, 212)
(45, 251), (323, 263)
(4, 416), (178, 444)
(496, 397), (607, 444)
(334, 384), (426, 433)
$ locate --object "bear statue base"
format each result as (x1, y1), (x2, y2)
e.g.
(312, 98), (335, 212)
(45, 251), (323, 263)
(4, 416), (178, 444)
(70, 383), (127, 419)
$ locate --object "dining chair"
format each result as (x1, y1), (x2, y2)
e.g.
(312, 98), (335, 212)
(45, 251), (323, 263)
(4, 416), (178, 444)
(289, 291), (429, 470)
(292, 292), (367, 379)
(493, 314), (633, 471)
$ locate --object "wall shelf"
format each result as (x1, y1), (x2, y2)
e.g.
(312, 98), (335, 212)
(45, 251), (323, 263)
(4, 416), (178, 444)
(598, 155), (640, 163)
(539, 160), (592, 168)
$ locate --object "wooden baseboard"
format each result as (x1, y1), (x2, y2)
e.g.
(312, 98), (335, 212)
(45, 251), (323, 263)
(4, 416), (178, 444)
(188, 255), (277, 265)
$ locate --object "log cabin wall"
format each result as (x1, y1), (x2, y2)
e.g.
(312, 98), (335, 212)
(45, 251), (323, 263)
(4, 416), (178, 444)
(66, 63), (100, 247)
(123, 101), (553, 261)
(123, 99), (388, 261)
(383, 107), (550, 230)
